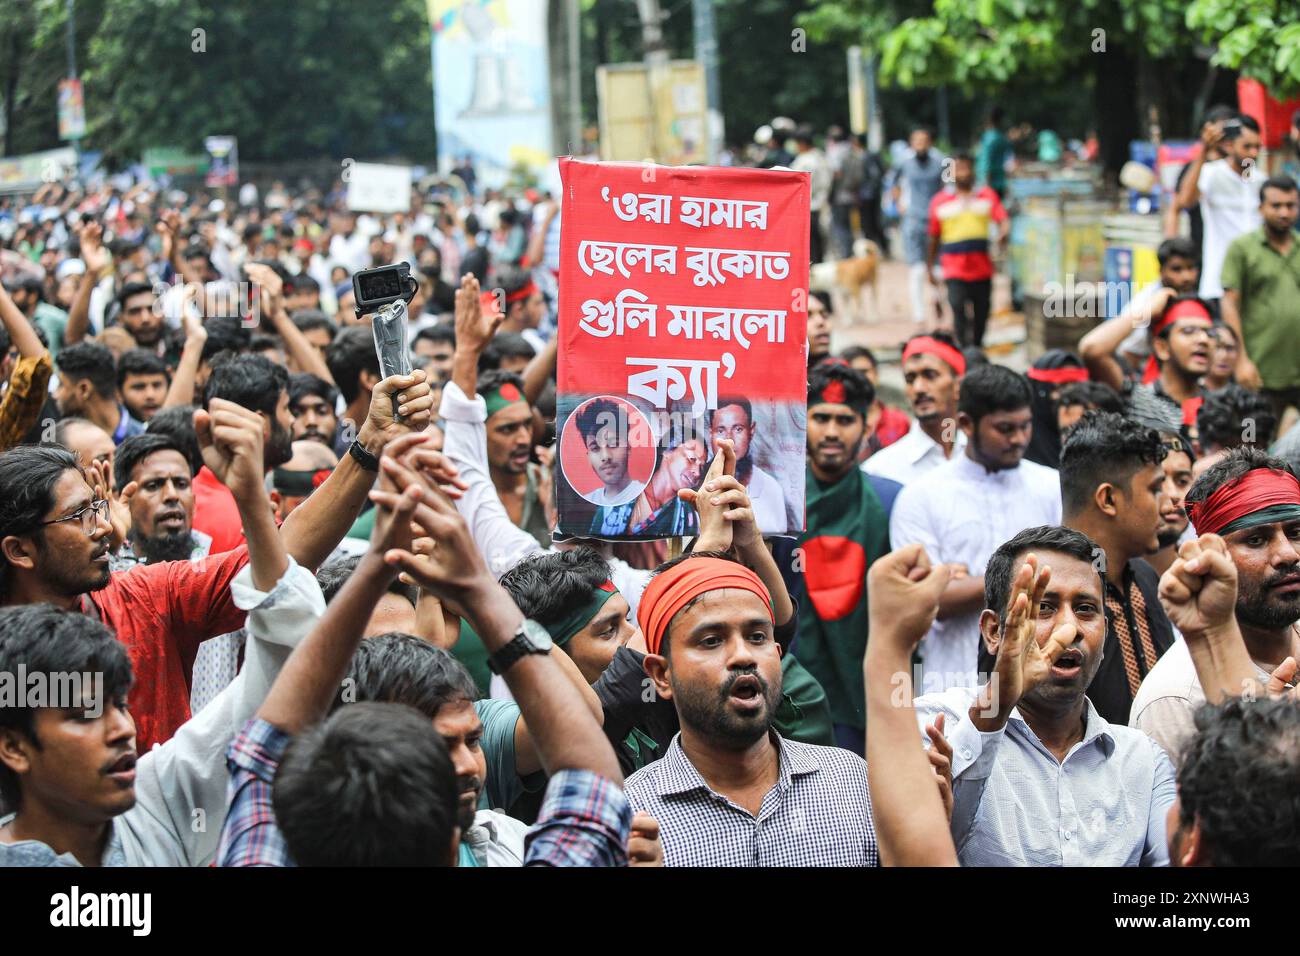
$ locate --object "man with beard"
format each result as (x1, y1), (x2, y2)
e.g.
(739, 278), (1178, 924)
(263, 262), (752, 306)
(773, 363), (896, 750)
(622, 550), (879, 866)
(1057, 413), (1176, 724)
(1131, 447), (1300, 763)
(915, 525), (1176, 865)
(705, 397), (786, 533)
(891, 365), (1061, 692)
(110, 433), (209, 569)
(194, 355), (296, 554)
(287, 372), (339, 447)
(479, 369), (550, 548)
(864, 333), (967, 487)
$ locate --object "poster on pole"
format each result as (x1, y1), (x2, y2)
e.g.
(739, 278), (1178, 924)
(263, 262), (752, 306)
(346, 162), (414, 213)
(57, 79), (86, 141)
(554, 158), (809, 539)
(204, 136), (239, 188)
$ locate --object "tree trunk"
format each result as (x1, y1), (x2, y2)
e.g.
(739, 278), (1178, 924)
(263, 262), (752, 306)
(1094, 40), (1140, 180)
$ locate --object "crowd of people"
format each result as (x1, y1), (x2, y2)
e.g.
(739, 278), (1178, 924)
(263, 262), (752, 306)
(0, 136), (1296, 870)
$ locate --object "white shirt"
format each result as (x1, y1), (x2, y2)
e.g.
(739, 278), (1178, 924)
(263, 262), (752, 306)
(745, 462), (788, 534)
(588, 480), (645, 507)
(863, 417), (966, 487)
(1197, 158), (1265, 299)
(890, 454), (1062, 690)
(915, 686), (1175, 866)
(1130, 637), (1274, 767)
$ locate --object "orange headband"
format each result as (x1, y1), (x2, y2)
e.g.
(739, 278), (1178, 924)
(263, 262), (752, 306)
(637, 557), (773, 657)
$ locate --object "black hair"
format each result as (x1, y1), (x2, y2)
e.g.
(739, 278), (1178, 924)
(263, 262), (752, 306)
(1260, 175), (1299, 203)
(288, 372), (339, 412)
(838, 345), (878, 369)
(249, 333), (284, 356)
(113, 433), (191, 491)
(957, 363), (1031, 426)
(479, 332), (535, 371)
(1186, 446), (1295, 511)
(315, 555), (417, 608)
(1175, 697), (1300, 866)
(0, 604), (134, 809)
(413, 323), (455, 349)
(1156, 236), (1199, 267)
(1055, 381), (1123, 416)
(1236, 114), (1261, 134)
(574, 397), (624, 443)
(1196, 384), (1278, 453)
(809, 290), (833, 315)
(56, 341), (117, 399)
(290, 309), (334, 337)
(496, 265), (534, 302)
(145, 405), (204, 477)
(115, 348), (168, 391)
(706, 396), (753, 430)
(114, 281), (155, 310)
(499, 547), (612, 628)
(338, 632), (480, 717)
(951, 152), (975, 166)
(325, 326), (380, 404)
(962, 346), (990, 370)
(807, 361), (875, 412)
(202, 353), (289, 417)
(902, 330), (962, 359)
(200, 315), (252, 363)
(284, 274), (319, 295)
(1058, 411), (1166, 516)
(977, 525), (1100, 676)
(273, 701), (459, 866)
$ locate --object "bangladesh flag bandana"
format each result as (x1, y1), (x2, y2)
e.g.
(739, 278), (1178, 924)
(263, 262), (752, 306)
(795, 463), (889, 730)
(484, 380), (528, 418)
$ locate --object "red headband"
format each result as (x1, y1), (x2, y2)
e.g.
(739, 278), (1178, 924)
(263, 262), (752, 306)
(506, 280), (538, 304)
(1027, 366), (1088, 385)
(1186, 468), (1300, 535)
(1151, 298), (1213, 338)
(902, 336), (966, 376)
(637, 558), (773, 657)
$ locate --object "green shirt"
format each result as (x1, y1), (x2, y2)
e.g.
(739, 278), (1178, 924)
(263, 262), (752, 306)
(1220, 227), (1300, 389)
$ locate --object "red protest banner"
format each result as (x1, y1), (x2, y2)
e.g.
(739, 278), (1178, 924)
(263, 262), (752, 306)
(555, 158), (809, 539)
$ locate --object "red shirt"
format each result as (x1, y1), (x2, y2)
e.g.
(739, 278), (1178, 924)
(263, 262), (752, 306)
(927, 186), (1008, 282)
(873, 403), (911, 451)
(193, 466), (246, 555)
(84, 546), (250, 751)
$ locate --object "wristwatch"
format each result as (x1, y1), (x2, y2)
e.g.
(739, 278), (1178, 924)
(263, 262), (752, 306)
(488, 619), (553, 675)
(348, 438), (379, 472)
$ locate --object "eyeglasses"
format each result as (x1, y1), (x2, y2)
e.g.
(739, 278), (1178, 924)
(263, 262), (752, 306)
(40, 499), (109, 535)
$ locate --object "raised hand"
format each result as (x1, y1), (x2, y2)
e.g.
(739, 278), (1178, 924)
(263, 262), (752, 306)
(244, 262), (284, 321)
(682, 439), (759, 552)
(453, 273), (501, 355)
(192, 398), (267, 505)
(87, 458), (135, 552)
(983, 554), (1078, 723)
(361, 370), (433, 445)
(80, 222), (109, 275)
(1157, 533), (1239, 640)
(926, 713), (954, 823)
(866, 542), (953, 654)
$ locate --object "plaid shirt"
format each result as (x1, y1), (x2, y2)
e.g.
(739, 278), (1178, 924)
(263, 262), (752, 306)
(624, 731), (879, 866)
(217, 717), (294, 867)
(217, 716), (632, 867)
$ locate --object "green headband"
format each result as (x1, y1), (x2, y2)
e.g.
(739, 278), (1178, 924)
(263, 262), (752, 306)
(544, 581), (619, 646)
(484, 381), (529, 419)
(1216, 503), (1300, 537)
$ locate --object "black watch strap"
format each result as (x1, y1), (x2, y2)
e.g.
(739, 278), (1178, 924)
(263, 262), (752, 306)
(349, 439), (379, 472)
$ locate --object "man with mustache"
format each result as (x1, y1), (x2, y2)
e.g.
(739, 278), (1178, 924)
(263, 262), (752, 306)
(110, 433), (209, 569)
(1131, 446), (1300, 764)
(622, 550), (879, 866)
(704, 397), (788, 534)
(915, 524), (1177, 866)
(863, 333), (966, 487)
(773, 363), (897, 751)
(890, 364), (1061, 693)
(1058, 412), (1177, 724)
(287, 372), (340, 447)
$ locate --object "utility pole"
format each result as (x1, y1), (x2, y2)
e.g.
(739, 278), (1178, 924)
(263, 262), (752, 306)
(636, 0), (669, 161)
(692, 0), (722, 164)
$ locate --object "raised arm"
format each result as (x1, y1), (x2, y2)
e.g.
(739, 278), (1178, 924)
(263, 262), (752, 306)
(246, 262), (334, 383)
(522, 333), (557, 406)
(864, 543), (957, 866)
(1077, 287), (1175, 391)
(163, 295), (207, 408)
(66, 222), (108, 347)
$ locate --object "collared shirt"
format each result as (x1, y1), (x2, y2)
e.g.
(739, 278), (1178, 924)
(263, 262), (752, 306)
(112, 405), (147, 446)
(624, 731), (878, 866)
(744, 461), (788, 534)
(1092, 559), (1176, 726)
(890, 454), (1062, 691)
(1197, 158), (1265, 299)
(218, 716), (629, 868)
(914, 686), (1177, 867)
(1220, 226), (1300, 389)
(863, 416), (965, 487)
